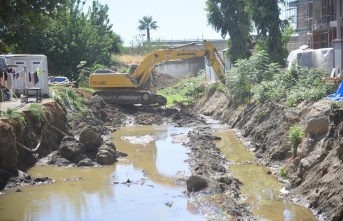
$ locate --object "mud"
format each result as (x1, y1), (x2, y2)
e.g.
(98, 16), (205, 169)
(194, 91), (343, 221)
(185, 126), (254, 220)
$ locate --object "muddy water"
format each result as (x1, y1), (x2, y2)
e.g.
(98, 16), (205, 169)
(214, 127), (318, 221)
(0, 126), (203, 221)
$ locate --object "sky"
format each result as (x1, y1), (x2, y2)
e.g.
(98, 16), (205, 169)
(84, 0), (225, 46)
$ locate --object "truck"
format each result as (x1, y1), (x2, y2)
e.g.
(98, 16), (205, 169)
(89, 40), (226, 106)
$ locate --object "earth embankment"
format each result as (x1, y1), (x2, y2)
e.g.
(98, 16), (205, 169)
(194, 91), (343, 221)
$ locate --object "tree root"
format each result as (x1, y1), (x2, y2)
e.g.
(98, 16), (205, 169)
(16, 129), (44, 153)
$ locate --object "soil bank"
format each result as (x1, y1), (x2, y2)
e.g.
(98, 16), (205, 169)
(194, 91), (343, 221)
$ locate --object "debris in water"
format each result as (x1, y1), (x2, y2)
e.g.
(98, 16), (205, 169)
(121, 134), (157, 146)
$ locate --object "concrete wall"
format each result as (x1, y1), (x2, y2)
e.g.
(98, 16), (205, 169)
(154, 57), (204, 78)
(154, 42), (231, 81)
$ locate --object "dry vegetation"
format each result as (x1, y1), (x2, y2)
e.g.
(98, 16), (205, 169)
(117, 54), (144, 65)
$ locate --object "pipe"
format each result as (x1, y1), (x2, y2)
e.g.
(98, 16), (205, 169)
(337, 0), (341, 39)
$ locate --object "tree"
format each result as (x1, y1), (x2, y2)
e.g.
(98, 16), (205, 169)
(205, 0), (288, 66)
(0, 0), (67, 53)
(138, 16), (159, 42)
(246, 0), (287, 66)
(206, 0), (252, 63)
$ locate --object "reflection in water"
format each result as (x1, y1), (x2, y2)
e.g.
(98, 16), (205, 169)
(0, 126), (203, 221)
(214, 127), (318, 221)
(112, 125), (191, 186)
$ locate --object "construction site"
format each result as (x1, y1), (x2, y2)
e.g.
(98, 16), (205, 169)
(1, 1), (343, 221)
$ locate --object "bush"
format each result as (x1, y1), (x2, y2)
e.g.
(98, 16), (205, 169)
(254, 64), (336, 106)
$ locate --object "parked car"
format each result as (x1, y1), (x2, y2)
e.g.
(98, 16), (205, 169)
(48, 76), (70, 86)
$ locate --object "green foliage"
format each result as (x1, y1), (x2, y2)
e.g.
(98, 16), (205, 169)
(330, 101), (343, 109)
(28, 104), (44, 126)
(138, 16), (159, 43)
(254, 64), (336, 106)
(76, 61), (92, 88)
(279, 166), (288, 178)
(0, 0), (67, 53)
(247, 0), (287, 66)
(226, 51), (271, 104)
(206, 0), (252, 62)
(288, 125), (304, 158)
(2, 108), (26, 130)
(158, 71), (208, 106)
(257, 110), (268, 120)
(1, 0), (123, 79)
(53, 87), (89, 118)
(205, 0), (290, 65)
(207, 81), (225, 96)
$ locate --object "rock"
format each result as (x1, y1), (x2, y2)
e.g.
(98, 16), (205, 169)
(305, 117), (329, 136)
(331, 204), (343, 221)
(99, 109), (108, 121)
(71, 154), (88, 164)
(116, 151), (128, 157)
(96, 149), (116, 165)
(77, 158), (95, 167)
(297, 135), (315, 158)
(303, 99), (331, 136)
(58, 137), (86, 160)
(186, 175), (208, 192)
(79, 126), (103, 151)
(98, 142), (116, 155)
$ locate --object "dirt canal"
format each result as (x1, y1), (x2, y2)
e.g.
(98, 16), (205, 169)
(0, 124), (318, 220)
(0, 125), (203, 221)
(213, 126), (317, 221)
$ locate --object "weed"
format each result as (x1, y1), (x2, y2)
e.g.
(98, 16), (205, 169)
(28, 103), (44, 126)
(279, 166), (287, 178)
(2, 108), (26, 130)
(288, 125), (304, 158)
(257, 110), (268, 119)
(53, 87), (89, 118)
(329, 101), (343, 109)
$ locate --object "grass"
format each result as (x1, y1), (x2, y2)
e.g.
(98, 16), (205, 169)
(279, 166), (288, 178)
(157, 70), (227, 107)
(52, 86), (89, 118)
(1, 108), (26, 130)
(28, 103), (44, 126)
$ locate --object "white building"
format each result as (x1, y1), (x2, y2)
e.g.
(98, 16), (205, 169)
(0, 54), (49, 95)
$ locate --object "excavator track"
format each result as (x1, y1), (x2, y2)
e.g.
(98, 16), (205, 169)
(93, 89), (167, 106)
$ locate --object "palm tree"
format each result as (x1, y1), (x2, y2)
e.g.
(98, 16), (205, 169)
(137, 16), (158, 42)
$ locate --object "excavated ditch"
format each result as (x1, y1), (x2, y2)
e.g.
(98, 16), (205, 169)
(0, 88), (331, 220)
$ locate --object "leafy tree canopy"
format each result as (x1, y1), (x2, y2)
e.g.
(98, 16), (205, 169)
(0, 0), (67, 52)
(206, 0), (289, 66)
(0, 0), (123, 81)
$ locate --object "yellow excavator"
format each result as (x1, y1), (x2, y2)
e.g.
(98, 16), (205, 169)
(89, 40), (226, 106)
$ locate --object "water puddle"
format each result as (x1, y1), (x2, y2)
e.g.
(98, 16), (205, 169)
(0, 124), (320, 221)
(0, 125), (203, 221)
(214, 127), (318, 221)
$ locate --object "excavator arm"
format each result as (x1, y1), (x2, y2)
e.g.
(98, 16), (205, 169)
(131, 40), (226, 87)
